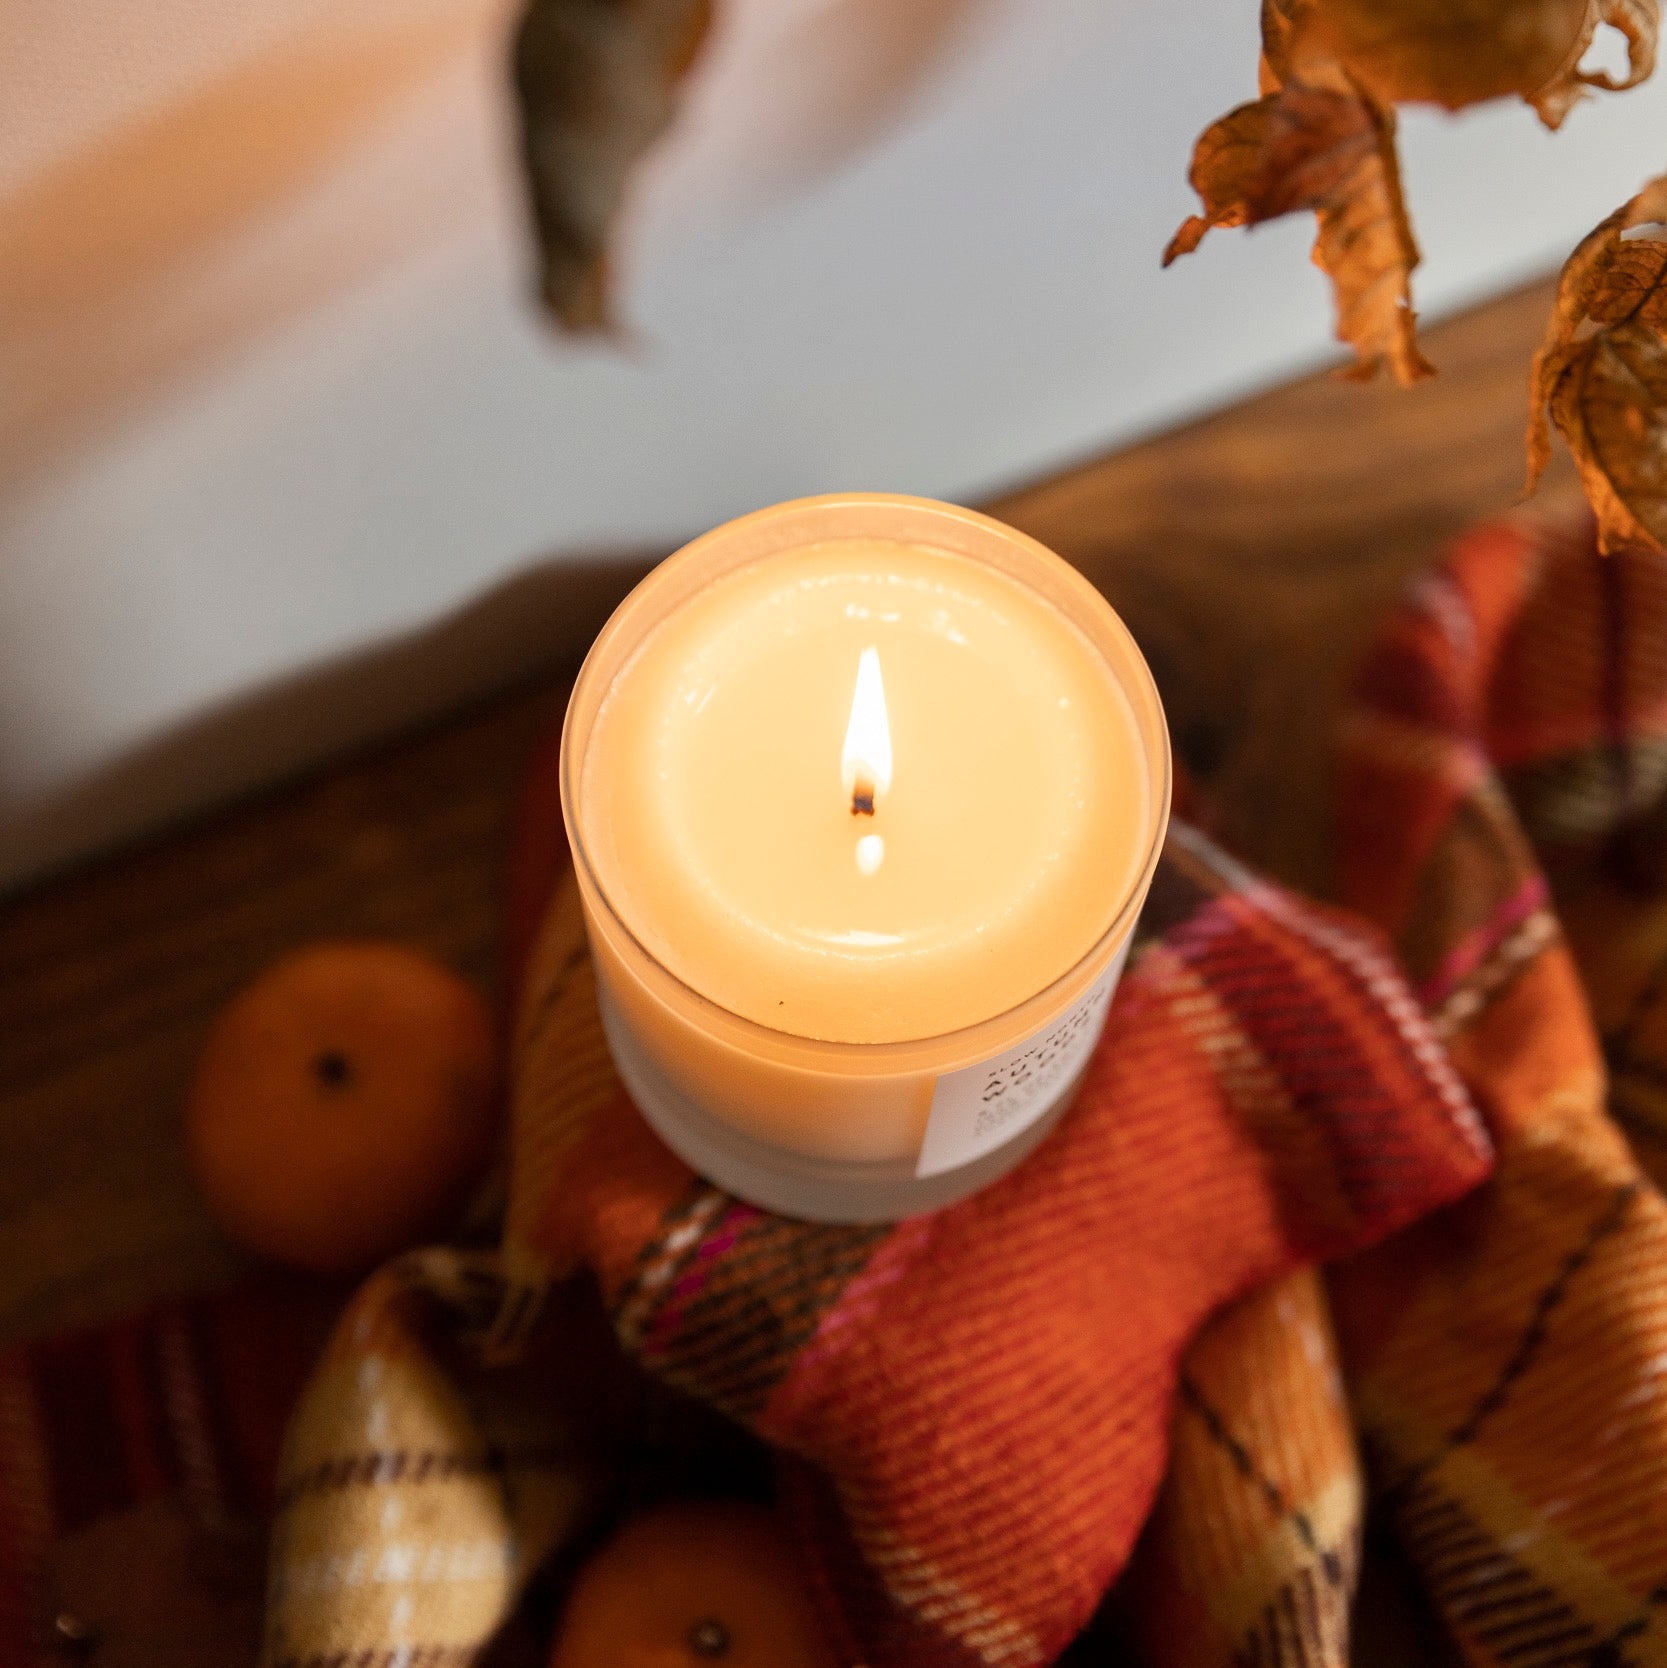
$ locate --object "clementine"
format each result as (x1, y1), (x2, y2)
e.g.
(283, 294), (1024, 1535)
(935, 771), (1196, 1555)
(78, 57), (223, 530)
(551, 1501), (835, 1668)
(187, 942), (498, 1274)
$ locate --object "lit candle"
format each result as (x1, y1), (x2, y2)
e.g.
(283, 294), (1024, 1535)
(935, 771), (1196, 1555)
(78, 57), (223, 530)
(562, 495), (1169, 1221)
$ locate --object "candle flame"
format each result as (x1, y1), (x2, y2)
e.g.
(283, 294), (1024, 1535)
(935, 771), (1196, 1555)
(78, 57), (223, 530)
(842, 646), (891, 811)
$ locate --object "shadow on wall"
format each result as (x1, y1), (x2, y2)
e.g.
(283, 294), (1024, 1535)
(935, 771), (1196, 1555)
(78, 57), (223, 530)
(0, 3), (502, 495)
(677, 0), (995, 214)
(0, 542), (661, 897)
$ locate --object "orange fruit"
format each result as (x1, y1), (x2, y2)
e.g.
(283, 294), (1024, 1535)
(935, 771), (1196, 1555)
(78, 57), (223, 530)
(187, 942), (498, 1274)
(551, 1501), (835, 1668)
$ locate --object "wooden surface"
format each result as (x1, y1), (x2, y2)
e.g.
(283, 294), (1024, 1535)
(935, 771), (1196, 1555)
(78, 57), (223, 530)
(0, 275), (1579, 1345)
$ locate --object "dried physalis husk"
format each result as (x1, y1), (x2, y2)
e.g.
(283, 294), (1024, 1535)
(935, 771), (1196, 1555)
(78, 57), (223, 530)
(1168, 0), (1660, 382)
(1530, 0), (1658, 128)
(1529, 173), (1667, 552)
(513, 0), (713, 331)
(1308, 0), (1655, 126)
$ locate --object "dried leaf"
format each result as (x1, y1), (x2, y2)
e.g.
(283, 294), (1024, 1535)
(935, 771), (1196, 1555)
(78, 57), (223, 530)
(1290, 0), (1659, 123)
(1259, 0), (1311, 87)
(1165, 81), (1432, 385)
(512, 0), (712, 331)
(1173, 0), (1662, 396)
(1309, 0), (1641, 114)
(1531, 0), (1659, 128)
(1529, 174), (1667, 551)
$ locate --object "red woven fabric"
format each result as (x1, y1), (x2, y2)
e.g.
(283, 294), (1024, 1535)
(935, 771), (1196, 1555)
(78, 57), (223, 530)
(0, 1279), (340, 1667)
(505, 809), (1493, 1665)
(1322, 510), (1667, 1668)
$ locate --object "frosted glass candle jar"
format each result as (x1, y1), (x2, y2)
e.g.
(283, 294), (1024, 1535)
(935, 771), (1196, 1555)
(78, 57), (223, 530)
(561, 494), (1170, 1221)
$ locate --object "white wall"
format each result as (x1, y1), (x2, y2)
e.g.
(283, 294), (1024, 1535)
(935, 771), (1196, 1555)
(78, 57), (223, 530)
(3, 0), (1665, 889)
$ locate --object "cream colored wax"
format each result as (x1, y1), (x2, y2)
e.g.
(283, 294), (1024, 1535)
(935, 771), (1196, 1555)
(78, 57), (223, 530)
(580, 536), (1149, 1046)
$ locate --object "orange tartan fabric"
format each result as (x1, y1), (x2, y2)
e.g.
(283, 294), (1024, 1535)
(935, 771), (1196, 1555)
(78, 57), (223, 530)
(470, 742), (1496, 1658)
(1325, 511), (1667, 1665)
(498, 827), (1490, 1668)
(513, 847), (1495, 1668)
(1121, 1264), (1367, 1665)
(1122, 508), (1667, 1668)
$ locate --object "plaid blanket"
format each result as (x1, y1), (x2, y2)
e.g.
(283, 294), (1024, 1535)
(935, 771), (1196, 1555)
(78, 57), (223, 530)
(0, 1280), (341, 1668)
(268, 498), (1667, 1668)
(6, 505), (1666, 1667)
(257, 506), (1667, 1667)
(1328, 512), (1667, 1666)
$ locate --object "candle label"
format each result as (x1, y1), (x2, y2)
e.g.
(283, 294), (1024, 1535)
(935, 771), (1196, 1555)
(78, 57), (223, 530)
(915, 940), (1130, 1179)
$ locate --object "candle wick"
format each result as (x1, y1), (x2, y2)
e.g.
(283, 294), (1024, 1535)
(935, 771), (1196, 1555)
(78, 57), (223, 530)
(851, 779), (876, 817)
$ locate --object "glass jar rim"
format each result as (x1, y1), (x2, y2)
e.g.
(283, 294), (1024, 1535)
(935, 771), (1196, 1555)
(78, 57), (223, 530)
(559, 492), (1173, 1064)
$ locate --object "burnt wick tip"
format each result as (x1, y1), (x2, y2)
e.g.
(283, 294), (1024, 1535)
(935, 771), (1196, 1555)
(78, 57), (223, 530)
(850, 789), (875, 816)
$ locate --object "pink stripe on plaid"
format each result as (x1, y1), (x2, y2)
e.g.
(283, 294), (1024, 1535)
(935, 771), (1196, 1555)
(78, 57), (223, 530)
(638, 1201), (764, 1357)
(1418, 872), (1552, 1012)
(760, 1213), (940, 1444)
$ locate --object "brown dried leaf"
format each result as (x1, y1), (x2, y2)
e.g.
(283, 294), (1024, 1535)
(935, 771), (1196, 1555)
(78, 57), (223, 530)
(1529, 173), (1667, 550)
(512, 0), (712, 332)
(1287, 0), (1660, 123)
(1259, 0), (1359, 92)
(1259, 0), (1310, 87)
(1530, 0), (1659, 128)
(1309, 0), (1640, 113)
(1165, 81), (1432, 385)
